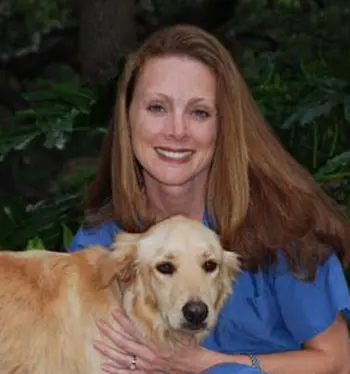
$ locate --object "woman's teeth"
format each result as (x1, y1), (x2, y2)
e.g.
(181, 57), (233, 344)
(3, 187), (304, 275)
(156, 148), (193, 159)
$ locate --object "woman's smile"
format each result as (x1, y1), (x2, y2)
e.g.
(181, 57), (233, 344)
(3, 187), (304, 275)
(155, 147), (194, 163)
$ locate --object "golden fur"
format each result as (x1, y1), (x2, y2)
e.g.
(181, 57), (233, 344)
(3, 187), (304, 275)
(0, 216), (240, 374)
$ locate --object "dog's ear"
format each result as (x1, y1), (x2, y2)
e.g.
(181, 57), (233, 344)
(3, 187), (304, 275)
(223, 250), (241, 280)
(97, 232), (140, 287)
(214, 250), (241, 311)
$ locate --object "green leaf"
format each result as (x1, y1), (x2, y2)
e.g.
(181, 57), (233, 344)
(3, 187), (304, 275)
(23, 90), (57, 102)
(26, 236), (46, 251)
(300, 100), (334, 125)
(62, 224), (73, 251)
(43, 127), (70, 150)
(51, 83), (96, 107)
(0, 131), (40, 161)
(344, 97), (350, 123)
(313, 151), (350, 181)
(283, 92), (346, 129)
(14, 109), (39, 119)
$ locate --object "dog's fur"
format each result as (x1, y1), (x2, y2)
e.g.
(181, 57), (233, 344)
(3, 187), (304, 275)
(0, 215), (240, 374)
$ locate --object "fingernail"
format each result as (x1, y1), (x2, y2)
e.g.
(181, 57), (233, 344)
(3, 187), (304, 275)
(112, 309), (124, 318)
(96, 319), (105, 328)
(102, 364), (113, 373)
(92, 341), (101, 350)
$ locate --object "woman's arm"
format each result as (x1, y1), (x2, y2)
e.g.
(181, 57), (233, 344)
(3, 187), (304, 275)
(94, 311), (349, 374)
(196, 314), (350, 374)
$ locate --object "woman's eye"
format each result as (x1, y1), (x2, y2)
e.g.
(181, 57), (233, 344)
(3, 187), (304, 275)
(147, 104), (165, 113)
(192, 109), (210, 119)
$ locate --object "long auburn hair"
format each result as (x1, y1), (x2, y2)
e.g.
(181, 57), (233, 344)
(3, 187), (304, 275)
(85, 24), (350, 279)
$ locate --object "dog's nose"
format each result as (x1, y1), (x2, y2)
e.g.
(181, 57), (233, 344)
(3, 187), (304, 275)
(182, 301), (208, 325)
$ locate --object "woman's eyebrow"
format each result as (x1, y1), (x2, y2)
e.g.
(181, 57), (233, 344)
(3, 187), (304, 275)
(139, 92), (169, 100)
(188, 97), (216, 105)
(138, 92), (216, 108)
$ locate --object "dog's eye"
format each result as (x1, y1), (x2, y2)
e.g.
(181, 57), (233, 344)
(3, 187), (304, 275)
(156, 262), (176, 275)
(202, 260), (217, 273)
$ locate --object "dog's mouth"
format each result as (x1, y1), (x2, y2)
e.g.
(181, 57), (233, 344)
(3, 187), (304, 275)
(180, 321), (208, 332)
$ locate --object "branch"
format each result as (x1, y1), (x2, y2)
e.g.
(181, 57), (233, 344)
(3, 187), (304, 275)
(77, 0), (138, 84)
(0, 26), (79, 79)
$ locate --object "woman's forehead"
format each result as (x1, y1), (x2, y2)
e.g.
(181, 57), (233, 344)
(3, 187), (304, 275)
(132, 55), (217, 102)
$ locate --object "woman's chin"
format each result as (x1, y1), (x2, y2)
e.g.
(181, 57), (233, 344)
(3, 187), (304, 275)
(154, 176), (195, 188)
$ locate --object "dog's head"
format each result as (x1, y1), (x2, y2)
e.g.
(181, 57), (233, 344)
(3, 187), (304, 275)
(99, 215), (240, 340)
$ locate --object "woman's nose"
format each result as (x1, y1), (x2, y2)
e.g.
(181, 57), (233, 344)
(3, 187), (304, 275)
(166, 112), (187, 140)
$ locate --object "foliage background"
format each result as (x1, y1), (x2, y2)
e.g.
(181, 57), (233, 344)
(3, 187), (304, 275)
(0, 0), (349, 273)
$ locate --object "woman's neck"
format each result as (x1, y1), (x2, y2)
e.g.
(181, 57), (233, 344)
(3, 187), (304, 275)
(143, 178), (206, 222)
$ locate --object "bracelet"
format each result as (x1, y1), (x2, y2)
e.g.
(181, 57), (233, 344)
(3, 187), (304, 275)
(248, 353), (262, 370)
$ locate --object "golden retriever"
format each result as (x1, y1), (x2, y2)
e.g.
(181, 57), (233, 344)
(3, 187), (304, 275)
(0, 215), (240, 374)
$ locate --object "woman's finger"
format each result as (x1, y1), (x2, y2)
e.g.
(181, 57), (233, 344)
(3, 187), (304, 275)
(102, 366), (149, 374)
(102, 365), (165, 374)
(96, 319), (155, 363)
(95, 323), (134, 354)
(111, 310), (163, 354)
(94, 338), (155, 371)
(111, 310), (145, 341)
(93, 340), (132, 367)
(109, 310), (175, 364)
(96, 314), (174, 370)
(96, 319), (138, 346)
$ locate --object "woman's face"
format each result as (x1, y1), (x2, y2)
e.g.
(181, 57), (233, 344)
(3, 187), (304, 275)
(129, 55), (218, 188)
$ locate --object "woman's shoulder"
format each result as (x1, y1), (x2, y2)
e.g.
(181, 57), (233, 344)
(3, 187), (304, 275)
(68, 220), (122, 252)
(228, 251), (349, 343)
(270, 250), (350, 342)
(203, 250), (350, 353)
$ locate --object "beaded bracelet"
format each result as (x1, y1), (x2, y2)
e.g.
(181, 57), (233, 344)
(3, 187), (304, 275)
(248, 353), (262, 370)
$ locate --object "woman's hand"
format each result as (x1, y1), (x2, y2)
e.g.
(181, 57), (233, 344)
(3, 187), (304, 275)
(93, 309), (208, 374)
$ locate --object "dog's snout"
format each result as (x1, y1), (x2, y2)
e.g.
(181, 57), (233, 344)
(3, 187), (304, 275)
(182, 301), (208, 325)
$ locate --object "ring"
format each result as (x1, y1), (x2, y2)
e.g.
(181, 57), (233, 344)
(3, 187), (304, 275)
(129, 355), (137, 371)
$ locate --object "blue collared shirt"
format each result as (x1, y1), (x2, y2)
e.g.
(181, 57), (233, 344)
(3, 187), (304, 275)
(68, 213), (350, 373)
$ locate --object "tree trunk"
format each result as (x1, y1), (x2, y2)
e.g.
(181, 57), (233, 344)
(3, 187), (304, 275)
(78, 0), (138, 85)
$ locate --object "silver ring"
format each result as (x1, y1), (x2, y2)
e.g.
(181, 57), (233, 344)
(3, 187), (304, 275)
(129, 355), (137, 371)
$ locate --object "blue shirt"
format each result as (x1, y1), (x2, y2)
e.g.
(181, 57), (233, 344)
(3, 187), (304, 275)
(69, 214), (350, 373)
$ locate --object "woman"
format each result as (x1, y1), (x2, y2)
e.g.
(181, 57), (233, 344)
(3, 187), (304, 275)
(69, 24), (350, 373)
